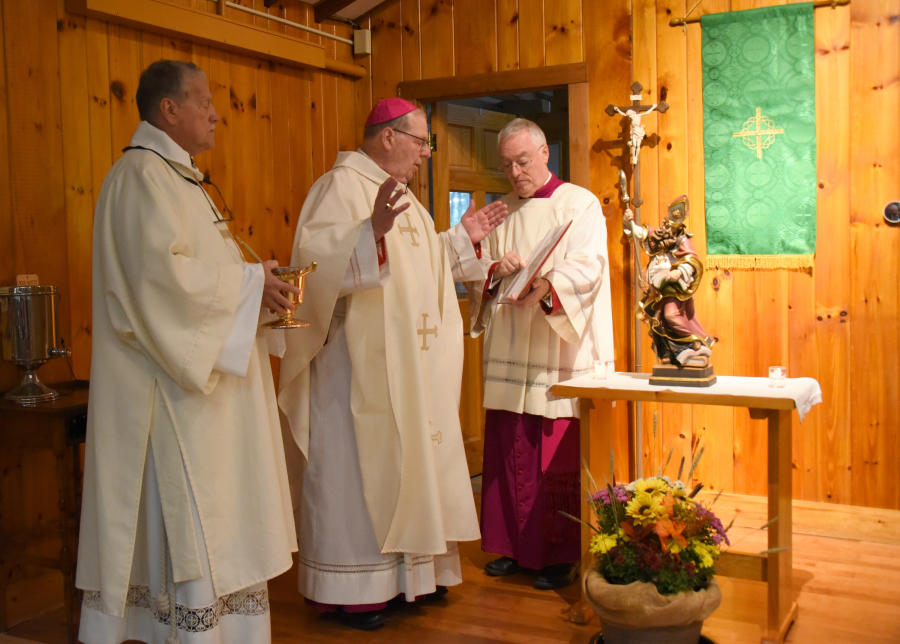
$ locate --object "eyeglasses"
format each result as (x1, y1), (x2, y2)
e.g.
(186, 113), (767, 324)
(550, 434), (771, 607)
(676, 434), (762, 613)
(499, 145), (547, 173)
(393, 128), (436, 152)
(499, 157), (535, 173)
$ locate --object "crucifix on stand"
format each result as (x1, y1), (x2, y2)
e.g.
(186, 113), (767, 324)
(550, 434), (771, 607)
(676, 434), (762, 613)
(605, 81), (667, 478)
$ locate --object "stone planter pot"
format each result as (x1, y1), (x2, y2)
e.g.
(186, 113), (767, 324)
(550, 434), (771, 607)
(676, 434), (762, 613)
(584, 569), (722, 644)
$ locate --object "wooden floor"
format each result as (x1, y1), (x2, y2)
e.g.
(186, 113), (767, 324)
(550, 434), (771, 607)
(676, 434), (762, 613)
(6, 496), (900, 643)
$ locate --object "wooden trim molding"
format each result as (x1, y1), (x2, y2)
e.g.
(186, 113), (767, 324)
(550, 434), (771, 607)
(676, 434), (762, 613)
(66, 0), (327, 71)
(398, 63), (589, 103)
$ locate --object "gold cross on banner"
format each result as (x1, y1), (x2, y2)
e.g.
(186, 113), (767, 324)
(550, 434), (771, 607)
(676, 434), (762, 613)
(733, 107), (784, 159)
(431, 431), (443, 444)
(399, 212), (419, 247)
(417, 313), (438, 350)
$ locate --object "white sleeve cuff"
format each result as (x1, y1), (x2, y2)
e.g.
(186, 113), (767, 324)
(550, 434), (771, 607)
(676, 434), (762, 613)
(339, 218), (389, 298)
(214, 263), (264, 377)
(445, 223), (487, 282)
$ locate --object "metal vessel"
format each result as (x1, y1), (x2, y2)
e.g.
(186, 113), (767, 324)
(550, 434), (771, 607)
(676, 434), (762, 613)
(0, 286), (71, 405)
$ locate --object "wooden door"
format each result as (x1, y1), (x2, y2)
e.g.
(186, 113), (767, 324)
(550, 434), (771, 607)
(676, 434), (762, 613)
(432, 103), (514, 476)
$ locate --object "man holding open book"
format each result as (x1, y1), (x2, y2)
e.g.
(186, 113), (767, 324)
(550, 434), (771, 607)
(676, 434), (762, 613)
(467, 118), (615, 590)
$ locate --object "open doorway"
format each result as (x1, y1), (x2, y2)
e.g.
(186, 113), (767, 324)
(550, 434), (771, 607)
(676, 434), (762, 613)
(427, 89), (571, 477)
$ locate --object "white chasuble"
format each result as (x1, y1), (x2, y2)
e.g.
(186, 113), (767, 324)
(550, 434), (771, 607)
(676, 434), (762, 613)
(77, 122), (296, 642)
(468, 183), (615, 419)
(279, 151), (483, 603)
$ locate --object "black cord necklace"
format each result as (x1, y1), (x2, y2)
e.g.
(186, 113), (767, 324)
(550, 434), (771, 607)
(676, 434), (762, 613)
(122, 145), (234, 222)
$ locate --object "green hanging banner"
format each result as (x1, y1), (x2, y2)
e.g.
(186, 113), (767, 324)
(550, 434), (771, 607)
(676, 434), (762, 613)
(702, 3), (816, 271)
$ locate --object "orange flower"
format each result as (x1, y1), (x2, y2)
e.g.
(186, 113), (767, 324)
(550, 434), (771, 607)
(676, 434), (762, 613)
(654, 519), (688, 552)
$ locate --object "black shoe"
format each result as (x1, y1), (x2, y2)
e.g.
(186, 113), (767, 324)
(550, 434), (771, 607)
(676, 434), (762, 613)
(484, 556), (522, 577)
(533, 563), (579, 590)
(422, 585), (449, 601)
(335, 609), (384, 630)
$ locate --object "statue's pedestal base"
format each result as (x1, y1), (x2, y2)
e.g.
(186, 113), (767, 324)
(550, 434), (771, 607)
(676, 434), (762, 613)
(650, 363), (716, 387)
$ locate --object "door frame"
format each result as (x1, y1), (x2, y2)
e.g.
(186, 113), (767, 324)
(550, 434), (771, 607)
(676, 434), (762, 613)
(398, 63), (591, 231)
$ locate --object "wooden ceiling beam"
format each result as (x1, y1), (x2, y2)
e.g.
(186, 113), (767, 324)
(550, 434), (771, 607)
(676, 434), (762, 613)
(314, 0), (359, 23)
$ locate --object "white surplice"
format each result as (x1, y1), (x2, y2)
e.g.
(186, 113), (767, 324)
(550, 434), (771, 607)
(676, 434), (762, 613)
(77, 122), (296, 644)
(468, 182), (615, 419)
(278, 150), (484, 605)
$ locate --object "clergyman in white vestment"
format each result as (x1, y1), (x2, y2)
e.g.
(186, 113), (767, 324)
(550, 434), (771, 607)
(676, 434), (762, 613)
(76, 61), (298, 644)
(278, 98), (508, 631)
(467, 118), (615, 591)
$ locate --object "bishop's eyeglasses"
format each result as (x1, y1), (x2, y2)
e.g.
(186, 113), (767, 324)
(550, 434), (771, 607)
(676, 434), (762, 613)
(392, 128), (437, 152)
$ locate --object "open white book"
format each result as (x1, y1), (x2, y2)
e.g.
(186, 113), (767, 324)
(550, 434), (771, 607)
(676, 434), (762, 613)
(498, 221), (572, 304)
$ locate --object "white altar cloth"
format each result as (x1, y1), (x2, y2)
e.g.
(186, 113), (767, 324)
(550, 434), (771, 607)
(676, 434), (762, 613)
(551, 372), (822, 422)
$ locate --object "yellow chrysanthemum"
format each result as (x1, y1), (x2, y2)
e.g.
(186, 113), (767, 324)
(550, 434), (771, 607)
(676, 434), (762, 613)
(590, 533), (619, 555)
(634, 478), (669, 496)
(625, 491), (666, 525)
(690, 542), (720, 569)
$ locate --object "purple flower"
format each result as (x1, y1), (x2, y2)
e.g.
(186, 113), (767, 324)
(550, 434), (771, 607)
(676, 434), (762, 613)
(591, 485), (628, 505)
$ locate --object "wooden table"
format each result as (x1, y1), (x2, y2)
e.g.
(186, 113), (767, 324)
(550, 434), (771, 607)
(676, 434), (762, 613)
(0, 382), (89, 644)
(551, 372), (819, 644)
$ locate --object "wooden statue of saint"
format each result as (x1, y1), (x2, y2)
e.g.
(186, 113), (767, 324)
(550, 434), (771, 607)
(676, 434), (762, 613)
(622, 195), (717, 386)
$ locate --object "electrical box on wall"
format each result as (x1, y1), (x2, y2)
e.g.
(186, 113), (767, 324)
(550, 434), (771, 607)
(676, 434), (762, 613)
(353, 29), (371, 56)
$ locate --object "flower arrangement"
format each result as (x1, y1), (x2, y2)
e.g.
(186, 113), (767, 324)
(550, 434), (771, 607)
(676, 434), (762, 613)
(584, 474), (730, 596)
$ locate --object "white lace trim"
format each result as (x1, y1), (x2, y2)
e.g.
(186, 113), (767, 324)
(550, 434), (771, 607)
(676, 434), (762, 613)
(81, 585), (269, 633)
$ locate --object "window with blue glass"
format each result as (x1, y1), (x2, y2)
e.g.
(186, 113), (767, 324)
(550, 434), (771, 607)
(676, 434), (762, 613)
(449, 192), (472, 227)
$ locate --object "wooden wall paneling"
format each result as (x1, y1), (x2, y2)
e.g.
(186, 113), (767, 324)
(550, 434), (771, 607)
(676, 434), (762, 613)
(654, 0), (693, 480)
(812, 3), (851, 505)
(788, 270), (819, 501)
(353, 14), (373, 149)
(371, 0), (403, 101)
(270, 62), (295, 261)
(517, 0), (544, 69)
(848, 0), (900, 510)
(56, 6), (94, 379)
(284, 2), (311, 41)
(4, 0), (71, 386)
(583, 0), (633, 482)
(322, 71), (339, 172)
(0, 0), (17, 391)
(162, 35), (194, 62)
(84, 17), (112, 268)
(140, 30), (163, 68)
(336, 77), (356, 154)
(227, 0), (255, 24)
(496, 0), (518, 71)
(631, 0), (659, 477)
(431, 101), (450, 232)
(287, 66), (313, 224)
(309, 71), (326, 180)
(227, 54), (261, 250)
(728, 0), (785, 500)
(567, 82), (589, 189)
(190, 43), (213, 180)
(107, 25), (143, 163)
(319, 24), (340, 170)
(691, 271), (735, 493)
(453, 0), (497, 75)
(420, 0), (454, 79)
(400, 0), (422, 81)
(683, 8), (735, 494)
(256, 60), (277, 260)
(207, 48), (234, 216)
(262, 0), (287, 35)
(544, 0), (582, 66)
(335, 21), (356, 153)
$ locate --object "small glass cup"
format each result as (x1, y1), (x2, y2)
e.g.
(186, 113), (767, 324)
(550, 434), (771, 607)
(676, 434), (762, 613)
(592, 360), (608, 380)
(768, 366), (787, 388)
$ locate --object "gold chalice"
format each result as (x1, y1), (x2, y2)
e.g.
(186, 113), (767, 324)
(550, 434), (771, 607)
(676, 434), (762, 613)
(263, 262), (317, 329)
